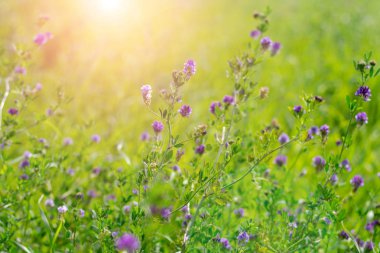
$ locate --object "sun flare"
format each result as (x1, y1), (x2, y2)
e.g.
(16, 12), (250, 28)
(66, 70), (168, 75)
(96, 0), (123, 13)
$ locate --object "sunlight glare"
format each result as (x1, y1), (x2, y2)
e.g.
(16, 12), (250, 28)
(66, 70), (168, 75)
(96, 0), (123, 13)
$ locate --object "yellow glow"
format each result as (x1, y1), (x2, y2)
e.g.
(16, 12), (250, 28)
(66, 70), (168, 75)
(96, 0), (123, 13)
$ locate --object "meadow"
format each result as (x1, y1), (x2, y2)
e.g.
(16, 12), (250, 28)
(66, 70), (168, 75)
(0, 0), (380, 252)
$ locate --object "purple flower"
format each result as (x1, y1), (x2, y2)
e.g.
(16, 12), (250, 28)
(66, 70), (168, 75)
(35, 83), (43, 91)
(176, 149), (185, 161)
(67, 168), (75, 176)
(57, 205), (68, 214)
(115, 233), (140, 252)
(278, 133), (290, 144)
(355, 86), (371, 101)
(220, 238), (232, 250)
(223, 95), (234, 105)
(237, 231), (250, 244)
(356, 237), (365, 247)
(79, 209), (85, 218)
(310, 126), (319, 135)
(340, 159), (351, 172)
(45, 198), (55, 207)
(33, 32), (52, 46)
(320, 124), (329, 137)
(63, 137), (73, 146)
(350, 175), (364, 192)
(355, 112), (368, 125)
(152, 121), (164, 134)
(338, 230), (349, 240)
(178, 105), (192, 117)
(250, 30), (261, 39)
(112, 231), (119, 238)
(274, 155), (287, 167)
(234, 208), (244, 218)
(132, 189), (138, 195)
(88, 190), (97, 198)
(365, 222), (375, 233)
(8, 108), (18, 115)
(140, 131), (150, 141)
(14, 66), (26, 75)
(181, 205), (189, 214)
(91, 134), (101, 143)
(23, 151), (32, 159)
(271, 42), (281, 56)
(260, 37), (272, 50)
(172, 165), (180, 172)
(161, 207), (172, 220)
(323, 217), (331, 225)
(364, 241), (374, 251)
(184, 214), (192, 221)
(210, 101), (222, 114)
(19, 174), (29, 180)
(92, 167), (101, 175)
(107, 194), (116, 201)
(183, 59), (196, 77)
(330, 174), (338, 185)
(195, 144), (205, 155)
(141, 84), (152, 106)
(312, 156), (326, 171)
(123, 205), (131, 213)
(293, 105), (303, 114)
(19, 159), (30, 168)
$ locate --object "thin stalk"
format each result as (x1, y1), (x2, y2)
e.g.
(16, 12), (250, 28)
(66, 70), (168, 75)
(0, 77), (11, 132)
(50, 218), (64, 253)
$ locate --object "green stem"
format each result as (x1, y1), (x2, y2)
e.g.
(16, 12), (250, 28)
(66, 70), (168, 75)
(50, 218), (63, 253)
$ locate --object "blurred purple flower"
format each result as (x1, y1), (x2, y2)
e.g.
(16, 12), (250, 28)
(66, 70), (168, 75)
(340, 159), (351, 172)
(152, 121), (164, 134)
(274, 155), (287, 167)
(115, 233), (140, 252)
(14, 66), (26, 75)
(223, 95), (234, 105)
(237, 231), (250, 244)
(195, 144), (205, 155)
(355, 112), (368, 125)
(91, 134), (101, 143)
(210, 101), (222, 114)
(140, 131), (150, 141)
(278, 133), (289, 144)
(271, 42), (281, 56)
(141, 84), (152, 106)
(250, 30), (261, 39)
(57, 205), (68, 214)
(312, 156), (326, 171)
(123, 205), (131, 213)
(350, 175), (364, 192)
(63, 137), (73, 146)
(79, 209), (85, 218)
(260, 37), (272, 50)
(8, 108), (18, 116)
(183, 59), (196, 77)
(234, 208), (244, 218)
(220, 238), (232, 250)
(33, 32), (52, 46)
(355, 86), (371, 101)
(293, 105), (303, 114)
(45, 198), (55, 207)
(178, 105), (192, 117)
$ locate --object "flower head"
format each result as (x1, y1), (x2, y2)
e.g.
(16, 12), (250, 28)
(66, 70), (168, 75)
(141, 85), (152, 106)
(274, 155), (287, 167)
(195, 144), (205, 155)
(340, 159), (351, 172)
(140, 131), (150, 141)
(57, 205), (68, 214)
(223, 95), (234, 105)
(293, 105), (303, 114)
(320, 124), (330, 137)
(91, 134), (101, 143)
(178, 105), (192, 117)
(63, 137), (73, 146)
(259, 87), (269, 98)
(34, 32), (52, 46)
(312, 156), (326, 171)
(237, 231), (250, 244)
(14, 66), (26, 75)
(220, 238), (232, 250)
(330, 174), (338, 185)
(260, 37), (272, 50)
(271, 42), (282, 56)
(79, 209), (85, 218)
(250, 30), (261, 39)
(45, 198), (55, 207)
(152, 121), (164, 134)
(355, 86), (371, 101)
(355, 112), (368, 126)
(183, 59), (196, 77)
(234, 208), (244, 218)
(339, 230), (349, 240)
(350, 175), (364, 192)
(8, 108), (19, 116)
(115, 233), (140, 252)
(210, 101), (222, 114)
(278, 133), (290, 144)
